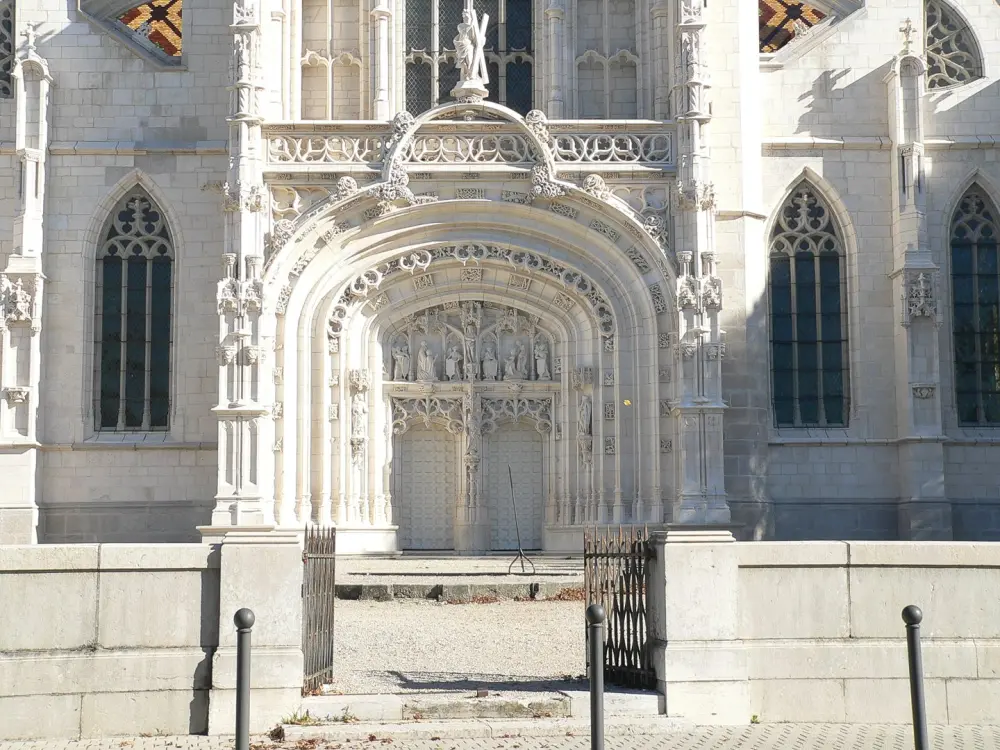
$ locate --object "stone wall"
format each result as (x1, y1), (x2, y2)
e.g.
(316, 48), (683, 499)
(650, 533), (1000, 725)
(0, 533), (303, 740)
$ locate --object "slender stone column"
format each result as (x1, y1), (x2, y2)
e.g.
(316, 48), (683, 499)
(885, 24), (949, 539)
(544, 0), (566, 118)
(371, 0), (393, 119)
(208, 0), (272, 531)
(0, 29), (52, 543)
(669, 0), (728, 524)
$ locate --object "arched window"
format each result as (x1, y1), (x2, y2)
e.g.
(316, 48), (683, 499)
(769, 183), (849, 428)
(404, 0), (533, 114)
(94, 190), (174, 432)
(951, 187), (1000, 425)
(0, 0), (13, 99)
(925, 0), (983, 89)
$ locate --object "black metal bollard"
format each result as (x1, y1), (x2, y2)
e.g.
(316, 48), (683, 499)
(902, 605), (928, 750)
(235, 608), (255, 750)
(586, 603), (606, 750)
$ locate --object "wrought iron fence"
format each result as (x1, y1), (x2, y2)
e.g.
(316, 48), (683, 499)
(302, 525), (337, 693)
(583, 525), (656, 690)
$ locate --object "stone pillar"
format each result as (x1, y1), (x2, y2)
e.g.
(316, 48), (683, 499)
(885, 29), (950, 539)
(647, 528), (748, 723)
(207, 530), (304, 734)
(371, 0), (393, 120)
(208, 1), (273, 533)
(669, 0), (729, 525)
(544, 0), (566, 118)
(0, 31), (52, 544)
(348, 368), (371, 522)
(651, 2), (671, 119)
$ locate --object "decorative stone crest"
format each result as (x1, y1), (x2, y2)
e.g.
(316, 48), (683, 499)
(524, 110), (551, 143)
(2, 387), (30, 405)
(603, 371), (614, 386)
(604, 437), (616, 455)
(658, 400), (671, 417)
(582, 174), (611, 202)
(903, 271), (937, 326)
(604, 402), (615, 420)
(912, 384), (936, 400)
(0, 276), (33, 327)
(390, 112), (415, 145)
(529, 164), (566, 200)
(659, 439), (673, 454)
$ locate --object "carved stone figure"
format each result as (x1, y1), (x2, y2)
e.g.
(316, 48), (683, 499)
(3, 278), (32, 323)
(446, 346), (464, 381)
(452, 6), (489, 97)
(515, 341), (528, 379)
(504, 347), (519, 380)
(482, 345), (498, 381)
(392, 344), (411, 381)
(417, 341), (438, 381)
(464, 333), (477, 378)
(351, 392), (368, 438)
(578, 395), (593, 436)
(535, 341), (551, 381)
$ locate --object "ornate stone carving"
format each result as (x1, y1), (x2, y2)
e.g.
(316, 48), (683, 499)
(390, 111), (415, 144)
(216, 345), (237, 366)
(702, 276), (722, 310)
(329, 404), (339, 420)
(391, 396), (465, 435)
(678, 341), (698, 359)
(659, 400), (671, 417)
(589, 219), (621, 243)
(275, 284), (292, 315)
(2, 387), (29, 405)
(391, 344), (411, 381)
(649, 283), (669, 314)
(525, 109), (551, 143)
(658, 368), (671, 383)
(604, 437), (616, 455)
(903, 271), (937, 325)
(677, 275), (699, 310)
(912, 385), (936, 399)
(578, 395), (593, 436)
(626, 247), (651, 274)
(604, 336), (615, 352)
(272, 402), (283, 419)
(572, 367), (594, 390)
(604, 402), (615, 420)
(705, 343), (726, 360)
(674, 180), (715, 212)
(529, 164), (566, 200)
(554, 357), (564, 375)
(582, 174), (611, 202)
(416, 341), (439, 381)
(553, 293), (574, 312)
(265, 219), (295, 256)
(642, 214), (669, 251)
(461, 267), (483, 283)
(550, 203), (579, 220)
(481, 397), (553, 435)
(578, 435), (594, 465)
(660, 439), (673, 454)
(658, 333), (671, 349)
(0, 276), (33, 327)
(349, 368), (372, 393)
(222, 181), (264, 213)
(603, 371), (614, 386)
(241, 346), (265, 366)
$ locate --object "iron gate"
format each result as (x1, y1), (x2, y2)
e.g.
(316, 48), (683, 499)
(302, 526), (336, 693)
(584, 525), (656, 690)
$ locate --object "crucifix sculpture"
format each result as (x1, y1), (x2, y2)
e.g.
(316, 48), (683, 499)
(900, 18), (916, 55)
(451, 0), (490, 100)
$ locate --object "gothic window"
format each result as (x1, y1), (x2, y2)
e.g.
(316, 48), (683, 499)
(404, 0), (533, 114)
(759, 0), (825, 54)
(118, 0), (183, 60)
(769, 184), (849, 428)
(951, 188), (1000, 425)
(925, 0), (983, 89)
(0, 0), (13, 99)
(94, 191), (174, 432)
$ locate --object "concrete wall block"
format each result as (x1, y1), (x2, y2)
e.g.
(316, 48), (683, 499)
(739, 566), (850, 640)
(97, 543), (221, 570)
(98, 569), (220, 648)
(749, 678), (846, 723)
(207, 687), (301, 735)
(0, 650), (211, 697)
(80, 690), (209, 737)
(0, 545), (99, 571)
(662, 645), (747, 683)
(945, 679), (1000, 724)
(0, 572), (98, 651)
(847, 542), (1000, 567)
(0, 695), (83, 740)
(844, 678), (949, 724)
(849, 567), (1000, 638)
(663, 680), (749, 725)
(210, 647), (304, 690)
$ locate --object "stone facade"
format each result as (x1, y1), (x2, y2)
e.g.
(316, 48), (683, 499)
(0, 0), (998, 549)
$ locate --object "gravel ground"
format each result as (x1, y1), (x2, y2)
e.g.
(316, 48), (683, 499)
(331, 599), (586, 694)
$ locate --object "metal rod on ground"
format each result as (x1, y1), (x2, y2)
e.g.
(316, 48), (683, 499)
(235, 608), (255, 750)
(587, 603), (606, 750)
(902, 605), (928, 750)
(507, 464), (535, 575)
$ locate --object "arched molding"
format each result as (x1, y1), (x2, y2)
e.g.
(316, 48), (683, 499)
(381, 102), (558, 178)
(79, 170), (185, 441)
(764, 167), (860, 431)
(937, 167), (1000, 236)
(390, 397), (465, 436)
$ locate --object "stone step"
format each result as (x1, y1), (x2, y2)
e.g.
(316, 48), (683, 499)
(280, 715), (686, 743)
(334, 580), (584, 601)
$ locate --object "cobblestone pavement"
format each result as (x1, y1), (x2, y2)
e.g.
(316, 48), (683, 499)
(6, 725), (1000, 750)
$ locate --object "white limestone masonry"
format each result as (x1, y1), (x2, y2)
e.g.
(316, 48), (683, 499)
(0, 0), (997, 547)
(649, 534), (1000, 726)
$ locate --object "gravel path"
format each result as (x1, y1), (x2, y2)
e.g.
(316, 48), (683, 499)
(331, 599), (586, 694)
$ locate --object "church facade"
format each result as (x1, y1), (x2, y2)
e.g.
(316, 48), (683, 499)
(1, 0), (999, 551)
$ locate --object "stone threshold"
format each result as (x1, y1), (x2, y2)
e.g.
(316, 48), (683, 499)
(334, 580), (583, 601)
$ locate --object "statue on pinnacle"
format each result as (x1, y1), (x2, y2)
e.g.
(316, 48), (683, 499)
(451, 0), (490, 101)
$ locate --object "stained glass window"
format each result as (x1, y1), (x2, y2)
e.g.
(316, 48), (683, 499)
(952, 188), (1000, 425)
(118, 0), (183, 59)
(95, 191), (174, 432)
(925, 0), (983, 89)
(0, 0), (13, 99)
(759, 0), (825, 54)
(404, 0), (533, 114)
(769, 184), (849, 428)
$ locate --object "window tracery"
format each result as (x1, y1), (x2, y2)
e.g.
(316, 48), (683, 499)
(758, 0), (825, 54)
(925, 0), (983, 89)
(0, 0), (13, 98)
(118, 0), (183, 60)
(951, 187), (1000, 425)
(94, 190), (175, 432)
(768, 183), (849, 428)
(405, 0), (532, 114)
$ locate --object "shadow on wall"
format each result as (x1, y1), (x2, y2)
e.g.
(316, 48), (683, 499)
(795, 63), (891, 138)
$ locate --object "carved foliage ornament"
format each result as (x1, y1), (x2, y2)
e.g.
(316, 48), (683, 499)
(902, 271), (937, 325)
(0, 275), (34, 328)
